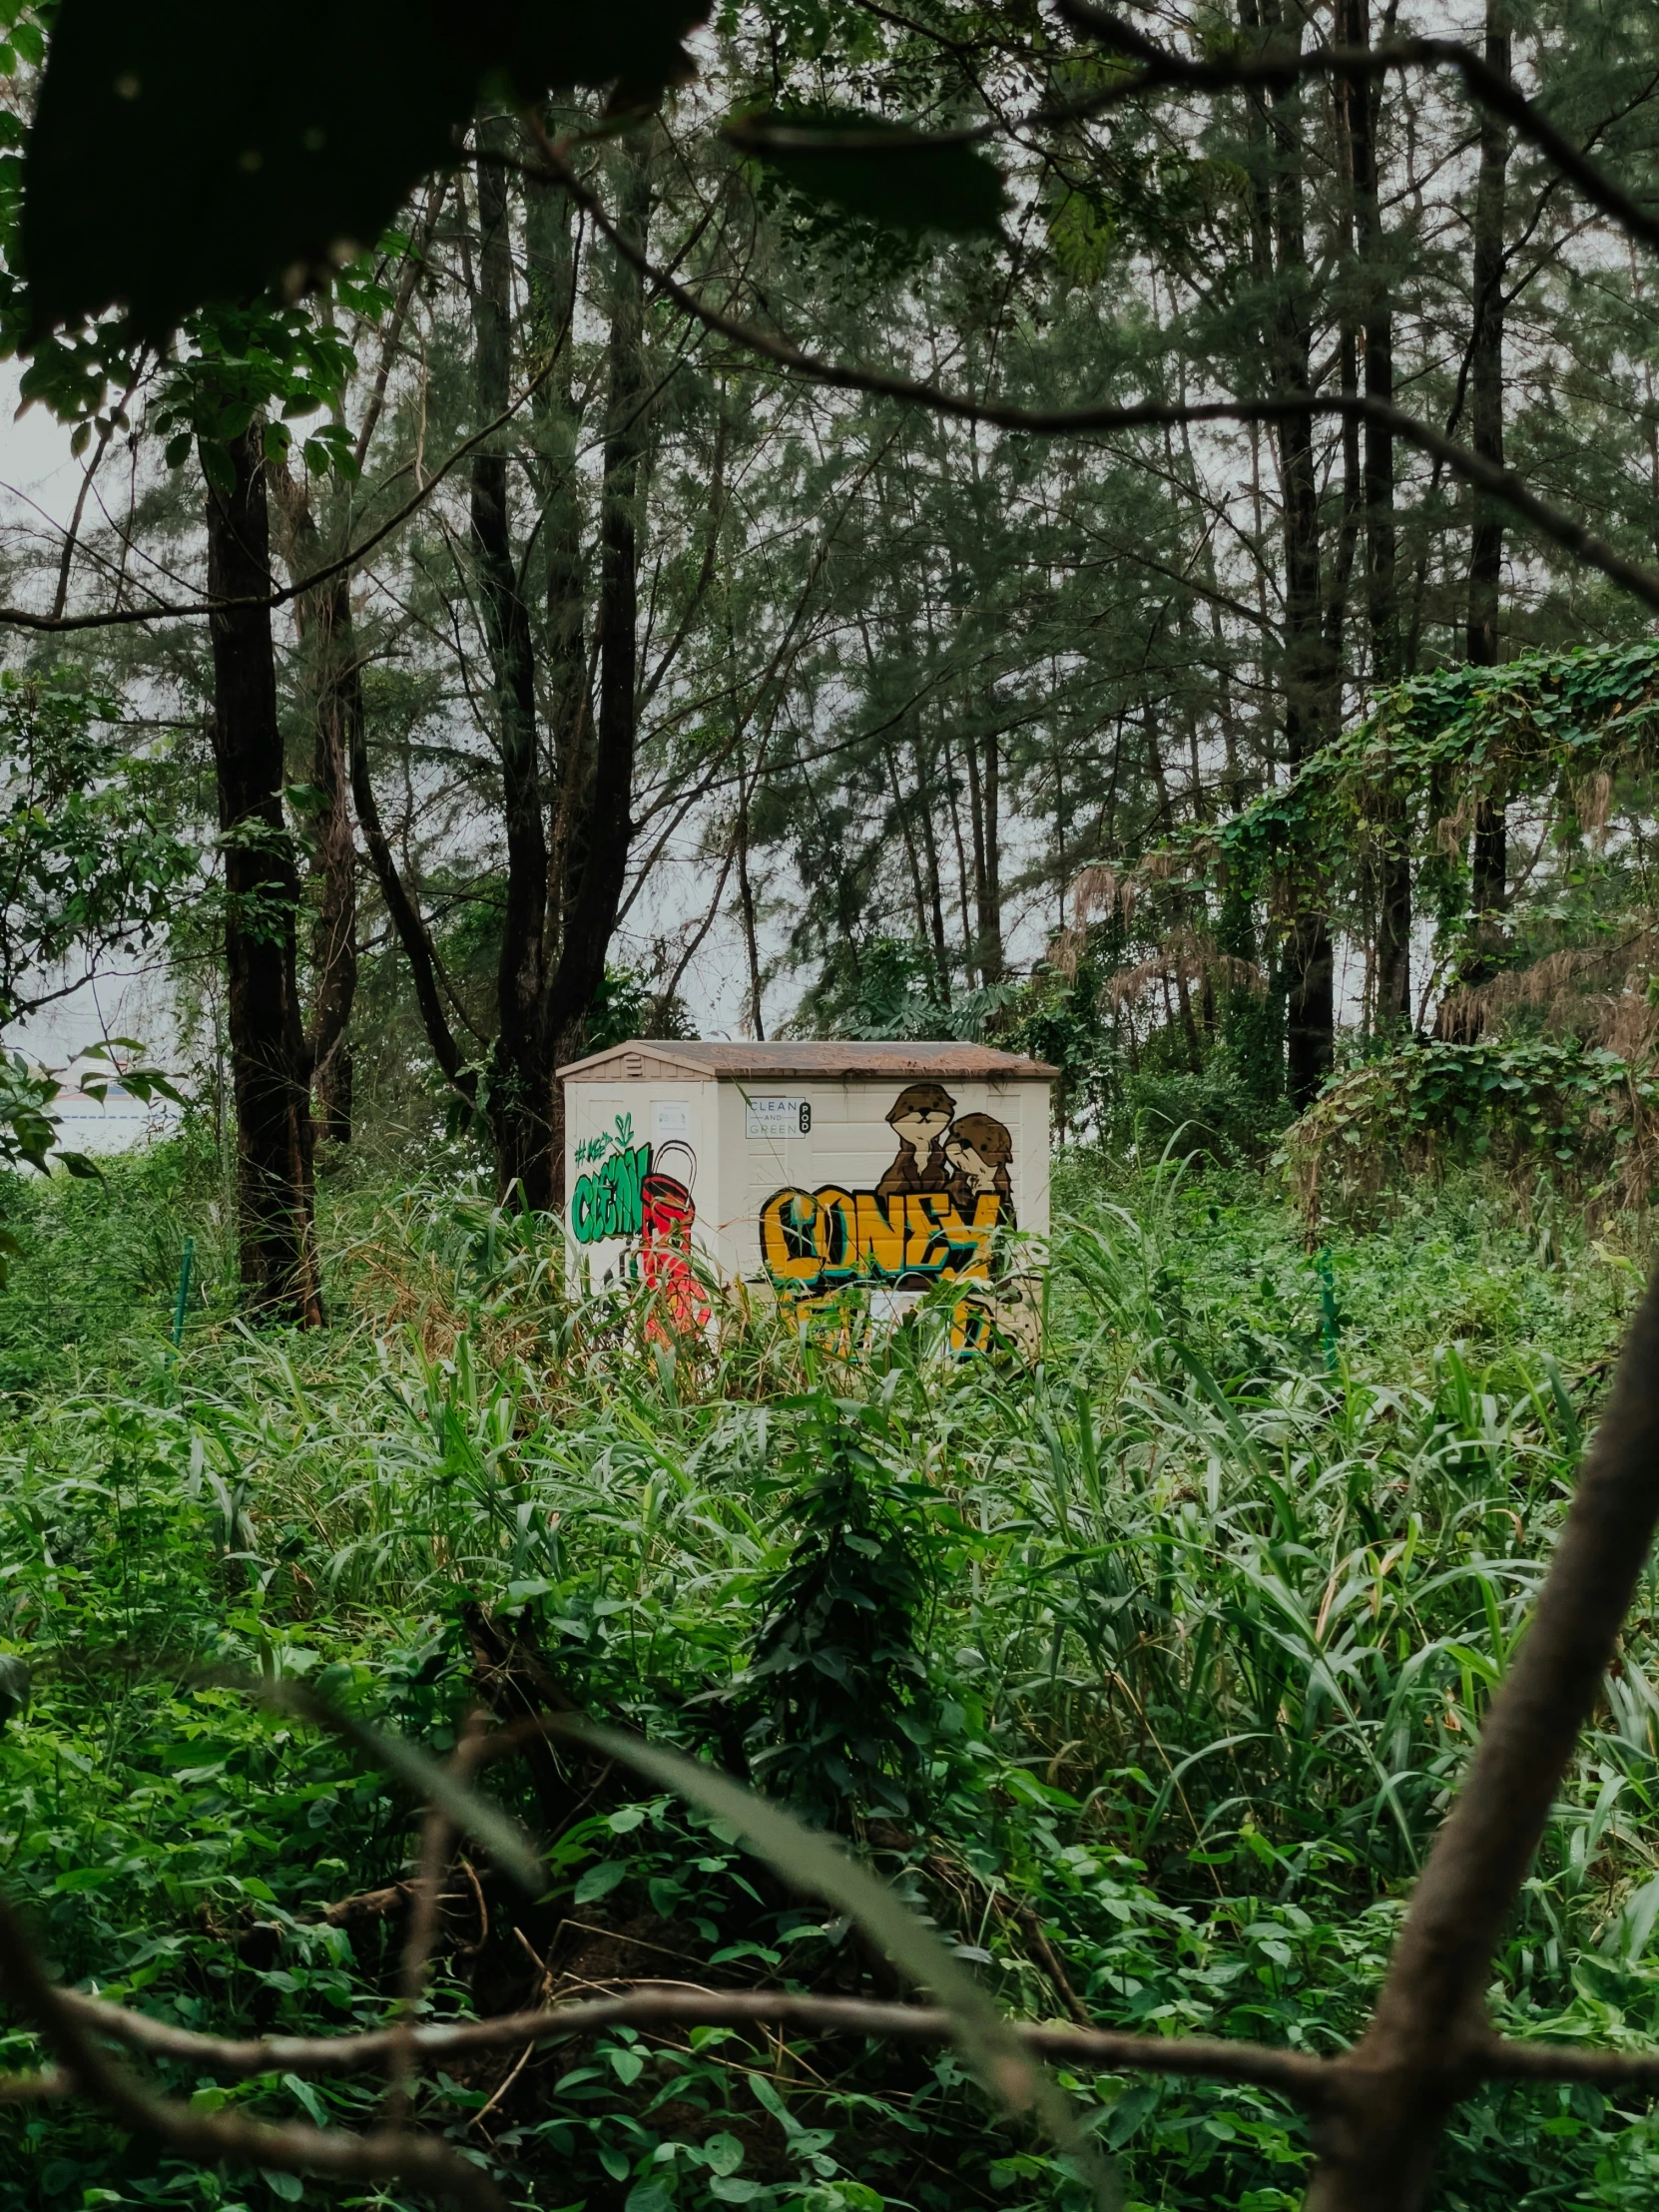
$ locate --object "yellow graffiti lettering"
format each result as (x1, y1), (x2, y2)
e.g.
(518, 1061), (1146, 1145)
(762, 1184), (1011, 1297)
(947, 1194), (1003, 1278)
(853, 1191), (906, 1278)
(904, 1192), (957, 1272)
(761, 1189), (823, 1283)
(817, 1188), (858, 1277)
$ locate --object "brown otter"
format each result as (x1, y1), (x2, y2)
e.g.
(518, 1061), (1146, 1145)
(942, 1111), (1015, 1226)
(874, 1081), (955, 1201)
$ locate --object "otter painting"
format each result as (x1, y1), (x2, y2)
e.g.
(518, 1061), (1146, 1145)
(942, 1111), (1015, 1227)
(875, 1082), (955, 1200)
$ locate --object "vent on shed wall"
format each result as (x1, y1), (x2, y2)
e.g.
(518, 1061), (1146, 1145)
(624, 1052), (643, 1079)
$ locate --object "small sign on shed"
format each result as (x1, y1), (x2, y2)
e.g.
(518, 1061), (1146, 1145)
(557, 1039), (1057, 1346)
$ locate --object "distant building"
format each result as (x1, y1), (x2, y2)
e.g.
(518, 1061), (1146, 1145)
(557, 1038), (1057, 1350)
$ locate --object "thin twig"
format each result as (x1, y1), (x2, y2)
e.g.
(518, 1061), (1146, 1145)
(386, 1712), (490, 2122)
(0, 328), (570, 636)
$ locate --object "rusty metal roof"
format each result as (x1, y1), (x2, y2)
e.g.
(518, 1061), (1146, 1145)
(556, 1038), (1059, 1082)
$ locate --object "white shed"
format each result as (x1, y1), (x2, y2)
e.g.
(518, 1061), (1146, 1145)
(557, 1039), (1056, 1342)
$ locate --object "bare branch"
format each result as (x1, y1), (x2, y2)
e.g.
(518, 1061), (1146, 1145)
(58, 1981), (1335, 2103)
(0, 324), (570, 636)
(1049, 5), (1659, 266)
(536, 134), (1659, 621)
(1479, 2035), (1659, 2090)
(0, 1896), (503, 2210)
(0, 2065), (71, 2101)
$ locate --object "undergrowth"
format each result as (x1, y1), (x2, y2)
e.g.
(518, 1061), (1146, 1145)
(0, 1142), (1652, 2211)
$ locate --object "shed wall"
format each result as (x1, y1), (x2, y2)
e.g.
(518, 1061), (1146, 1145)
(564, 1067), (1050, 1313)
(713, 1074), (1048, 1279)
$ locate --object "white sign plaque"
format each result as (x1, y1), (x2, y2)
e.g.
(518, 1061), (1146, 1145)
(653, 1100), (690, 1141)
(746, 1095), (812, 1140)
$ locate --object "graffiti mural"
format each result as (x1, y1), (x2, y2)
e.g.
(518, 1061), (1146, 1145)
(761, 1086), (1021, 1351)
(571, 1114), (711, 1333)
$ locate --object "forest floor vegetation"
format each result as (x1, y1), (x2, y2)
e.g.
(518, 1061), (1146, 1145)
(0, 1136), (1654, 2212)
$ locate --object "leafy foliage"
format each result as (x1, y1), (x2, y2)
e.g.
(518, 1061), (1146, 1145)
(1287, 1037), (1659, 1223)
(0, 670), (195, 1025)
(730, 111), (1006, 238)
(740, 1392), (937, 1827)
(0, 1143), (1650, 2207)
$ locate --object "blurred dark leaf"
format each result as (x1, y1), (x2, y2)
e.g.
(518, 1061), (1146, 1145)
(728, 111), (1005, 238)
(238, 1673), (548, 1896)
(25, 0), (711, 336)
(0, 1652), (31, 1723)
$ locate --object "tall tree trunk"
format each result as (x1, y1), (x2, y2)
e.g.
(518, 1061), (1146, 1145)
(302, 575), (357, 1143)
(737, 777), (765, 1039)
(944, 739), (978, 985)
(527, 150), (592, 956)
(885, 747), (937, 992)
(472, 116), (552, 1207)
(271, 470), (358, 1142)
(1145, 704), (1202, 1070)
(544, 139), (653, 1205)
(1254, 0), (1335, 1104)
(1466, 0), (1510, 959)
(348, 716), (476, 1103)
(962, 722), (1004, 984)
(204, 425), (322, 1326)
(914, 737), (952, 1005)
(1345, 0), (1411, 1030)
(981, 725), (1004, 983)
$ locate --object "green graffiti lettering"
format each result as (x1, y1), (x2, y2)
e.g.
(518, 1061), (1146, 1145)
(571, 1142), (652, 1246)
(572, 1176), (597, 1244)
(612, 1142), (649, 1235)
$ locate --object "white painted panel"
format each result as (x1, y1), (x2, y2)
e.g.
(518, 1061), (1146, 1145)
(564, 1080), (719, 1298)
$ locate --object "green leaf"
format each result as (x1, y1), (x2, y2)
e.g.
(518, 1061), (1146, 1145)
(25, 0), (714, 336)
(703, 2133), (746, 2179)
(728, 110), (1005, 239)
(229, 1674), (546, 1896)
(573, 1858), (630, 1906)
(555, 1720), (1112, 2207)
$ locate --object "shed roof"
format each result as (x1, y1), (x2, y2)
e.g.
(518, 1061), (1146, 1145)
(556, 1038), (1059, 1083)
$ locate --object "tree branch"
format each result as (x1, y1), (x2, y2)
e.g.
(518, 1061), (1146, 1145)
(57, 1981), (1335, 2102)
(0, 1896), (502, 2209)
(1050, 5), (1659, 266)
(0, 325), (569, 636)
(536, 134), (1659, 621)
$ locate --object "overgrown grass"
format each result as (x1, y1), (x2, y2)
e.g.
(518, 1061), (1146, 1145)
(0, 1141), (1655, 2212)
